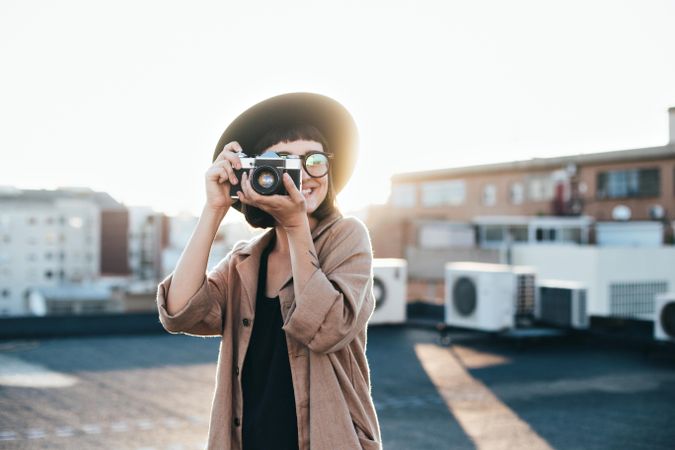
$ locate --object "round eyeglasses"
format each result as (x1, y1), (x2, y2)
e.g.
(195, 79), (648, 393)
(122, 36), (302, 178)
(277, 151), (333, 178)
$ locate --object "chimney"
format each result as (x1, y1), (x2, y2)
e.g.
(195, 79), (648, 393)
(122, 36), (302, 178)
(670, 107), (675, 144)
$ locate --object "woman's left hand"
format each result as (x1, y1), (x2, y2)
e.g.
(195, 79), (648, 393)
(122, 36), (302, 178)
(237, 172), (308, 229)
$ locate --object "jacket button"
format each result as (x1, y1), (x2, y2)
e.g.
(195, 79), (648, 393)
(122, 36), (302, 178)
(234, 366), (240, 376)
(242, 318), (251, 327)
(233, 417), (241, 427)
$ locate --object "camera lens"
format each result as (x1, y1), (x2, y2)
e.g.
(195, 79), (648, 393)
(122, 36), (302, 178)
(258, 172), (275, 189)
(251, 166), (280, 195)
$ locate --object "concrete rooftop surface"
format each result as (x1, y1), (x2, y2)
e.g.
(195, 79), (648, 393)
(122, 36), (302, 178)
(1, 326), (674, 449)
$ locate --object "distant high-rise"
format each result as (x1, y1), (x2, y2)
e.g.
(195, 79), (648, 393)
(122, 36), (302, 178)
(0, 186), (131, 316)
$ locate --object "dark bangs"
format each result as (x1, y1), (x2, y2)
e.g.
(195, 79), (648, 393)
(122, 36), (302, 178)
(240, 124), (338, 229)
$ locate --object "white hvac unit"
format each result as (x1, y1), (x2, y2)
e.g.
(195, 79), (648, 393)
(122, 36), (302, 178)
(369, 259), (407, 325)
(536, 280), (589, 329)
(511, 246), (675, 320)
(655, 292), (675, 342)
(444, 262), (536, 332)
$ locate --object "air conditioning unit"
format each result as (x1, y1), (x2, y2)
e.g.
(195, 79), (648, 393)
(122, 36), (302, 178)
(444, 262), (536, 332)
(536, 280), (589, 329)
(369, 259), (407, 325)
(655, 292), (675, 342)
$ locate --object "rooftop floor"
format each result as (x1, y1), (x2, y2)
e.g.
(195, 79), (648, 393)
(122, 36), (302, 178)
(1, 326), (674, 449)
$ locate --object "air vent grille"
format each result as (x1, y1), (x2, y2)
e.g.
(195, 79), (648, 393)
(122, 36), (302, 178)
(609, 281), (667, 319)
(539, 287), (572, 326)
(516, 273), (536, 316)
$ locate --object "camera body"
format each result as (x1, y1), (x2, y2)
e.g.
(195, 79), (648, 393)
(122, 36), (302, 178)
(230, 151), (303, 198)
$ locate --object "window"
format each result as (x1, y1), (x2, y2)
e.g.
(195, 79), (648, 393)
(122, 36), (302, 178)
(482, 184), (497, 206)
(390, 184), (417, 208)
(527, 174), (555, 201)
(69, 216), (83, 228)
(507, 226), (528, 242)
(597, 168), (660, 199)
(484, 226), (504, 243)
(421, 180), (466, 207)
(536, 228), (557, 242)
(418, 223), (475, 248)
(510, 183), (524, 204)
(562, 228), (582, 243)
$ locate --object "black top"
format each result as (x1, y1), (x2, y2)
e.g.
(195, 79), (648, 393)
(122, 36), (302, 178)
(241, 236), (299, 450)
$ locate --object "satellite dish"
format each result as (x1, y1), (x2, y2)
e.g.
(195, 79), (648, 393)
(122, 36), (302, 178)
(649, 204), (665, 220)
(611, 205), (632, 221)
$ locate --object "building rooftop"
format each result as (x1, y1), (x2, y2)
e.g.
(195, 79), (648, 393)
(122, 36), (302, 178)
(472, 215), (595, 226)
(392, 144), (675, 183)
(0, 187), (125, 210)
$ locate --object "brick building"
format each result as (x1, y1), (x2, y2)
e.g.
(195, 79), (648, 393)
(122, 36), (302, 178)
(366, 107), (675, 303)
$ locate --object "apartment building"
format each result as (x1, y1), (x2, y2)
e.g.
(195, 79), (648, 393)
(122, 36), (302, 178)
(366, 107), (675, 302)
(0, 186), (139, 316)
(0, 185), (258, 316)
(128, 206), (167, 282)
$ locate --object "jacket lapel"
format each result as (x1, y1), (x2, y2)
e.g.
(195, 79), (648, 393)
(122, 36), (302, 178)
(235, 229), (274, 314)
(235, 211), (343, 314)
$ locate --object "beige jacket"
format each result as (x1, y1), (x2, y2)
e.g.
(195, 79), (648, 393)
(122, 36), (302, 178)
(155, 211), (382, 450)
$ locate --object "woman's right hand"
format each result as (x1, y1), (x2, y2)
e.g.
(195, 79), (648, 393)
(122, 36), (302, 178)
(204, 141), (244, 211)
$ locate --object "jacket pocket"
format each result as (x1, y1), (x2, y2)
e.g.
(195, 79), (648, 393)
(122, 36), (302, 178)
(354, 422), (381, 450)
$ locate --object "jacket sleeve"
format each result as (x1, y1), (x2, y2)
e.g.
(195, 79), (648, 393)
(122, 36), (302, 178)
(155, 250), (234, 337)
(282, 217), (375, 354)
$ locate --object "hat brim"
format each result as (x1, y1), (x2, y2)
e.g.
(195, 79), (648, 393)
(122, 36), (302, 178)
(213, 92), (358, 211)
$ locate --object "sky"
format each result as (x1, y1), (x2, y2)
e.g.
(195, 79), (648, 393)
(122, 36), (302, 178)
(1, 0), (675, 220)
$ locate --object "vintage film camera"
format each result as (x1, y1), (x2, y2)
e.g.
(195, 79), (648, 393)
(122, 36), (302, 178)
(229, 151), (302, 197)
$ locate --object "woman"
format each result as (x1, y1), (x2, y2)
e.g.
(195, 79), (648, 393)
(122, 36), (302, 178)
(156, 93), (382, 450)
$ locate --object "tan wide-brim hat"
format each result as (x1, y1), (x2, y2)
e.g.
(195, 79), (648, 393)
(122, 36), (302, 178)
(212, 92), (359, 209)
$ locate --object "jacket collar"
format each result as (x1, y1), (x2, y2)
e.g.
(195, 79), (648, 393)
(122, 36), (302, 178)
(237, 210), (343, 256)
(234, 210), (343, 313)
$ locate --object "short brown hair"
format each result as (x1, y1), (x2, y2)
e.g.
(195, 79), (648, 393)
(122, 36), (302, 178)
(240, 124), (338, 229)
